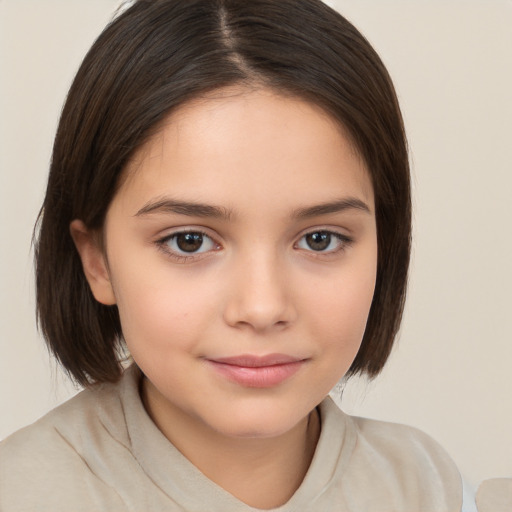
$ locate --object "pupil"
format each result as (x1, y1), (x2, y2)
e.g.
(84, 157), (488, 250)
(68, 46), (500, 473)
(176, 233), (203, 252)
(306, 231), (331, 251)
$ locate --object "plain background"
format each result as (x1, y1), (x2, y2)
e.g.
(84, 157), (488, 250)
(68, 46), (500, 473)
(0, 0), (511, 490)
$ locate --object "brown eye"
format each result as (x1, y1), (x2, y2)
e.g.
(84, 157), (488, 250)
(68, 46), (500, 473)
(305, 231), (331, 251)
(296, 230), (351, 253)
(162, 231), (217, 256)
(176, 232), (204, 252)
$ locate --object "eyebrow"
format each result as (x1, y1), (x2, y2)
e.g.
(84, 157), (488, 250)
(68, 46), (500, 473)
(135, 198), (233, 220)
(134, 196), (371, 220)
(293, 197), (371, 218)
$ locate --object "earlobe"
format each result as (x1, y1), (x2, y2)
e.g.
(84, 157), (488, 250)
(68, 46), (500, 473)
(69, 220), (116, 306)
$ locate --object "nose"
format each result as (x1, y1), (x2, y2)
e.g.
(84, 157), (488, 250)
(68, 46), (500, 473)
(223, 251), (297, 333)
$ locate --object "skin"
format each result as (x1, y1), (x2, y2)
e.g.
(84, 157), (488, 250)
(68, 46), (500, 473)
(71, 86), (378, 509)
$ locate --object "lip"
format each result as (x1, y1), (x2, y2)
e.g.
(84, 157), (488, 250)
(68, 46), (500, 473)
(206, 353), (307, 388)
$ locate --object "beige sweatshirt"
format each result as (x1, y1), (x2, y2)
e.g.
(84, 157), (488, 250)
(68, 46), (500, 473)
(0, 365), (462, 511)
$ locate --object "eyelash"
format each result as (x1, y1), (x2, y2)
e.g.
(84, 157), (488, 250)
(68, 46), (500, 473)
(294, 231), (353, 256)
(155, 228), (353, 262)
(156, 230), (219, 263)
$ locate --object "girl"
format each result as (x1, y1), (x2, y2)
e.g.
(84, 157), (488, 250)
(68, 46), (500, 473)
(0, 0), (471, 510)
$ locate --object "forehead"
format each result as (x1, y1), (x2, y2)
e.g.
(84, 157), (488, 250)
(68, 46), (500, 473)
(115, 86), (374, 216)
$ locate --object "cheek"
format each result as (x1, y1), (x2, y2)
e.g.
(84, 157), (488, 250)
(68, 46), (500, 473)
(305, 257), (377, 356)
(111, 264), (220, 356)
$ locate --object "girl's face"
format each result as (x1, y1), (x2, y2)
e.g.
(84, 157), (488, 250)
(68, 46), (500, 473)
(81, 87), (377, 439)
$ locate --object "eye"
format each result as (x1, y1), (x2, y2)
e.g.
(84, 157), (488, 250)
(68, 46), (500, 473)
(159, 230), (218, 257)
(296, 230), (351, 253)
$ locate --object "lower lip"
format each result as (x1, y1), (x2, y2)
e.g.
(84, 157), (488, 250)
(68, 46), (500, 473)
(207, 360), (305, 388)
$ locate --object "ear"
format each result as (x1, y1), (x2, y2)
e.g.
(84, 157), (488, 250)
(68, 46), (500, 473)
(69, 220), (116, 305)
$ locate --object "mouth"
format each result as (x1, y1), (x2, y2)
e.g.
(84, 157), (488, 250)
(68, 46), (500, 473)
(205, 353), (308, 388)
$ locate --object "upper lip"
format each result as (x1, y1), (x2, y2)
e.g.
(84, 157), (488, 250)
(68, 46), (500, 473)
(207, 354), (306, 368)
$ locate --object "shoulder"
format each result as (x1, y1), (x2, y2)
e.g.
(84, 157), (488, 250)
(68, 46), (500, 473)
(321, 400), (463, 511)
(352, 413), (455, 462)
(354, 414), (462, 508)
(352, 414), (461, 482)
(322, 399), (460, 476)
(0, 376), (128, 455)
(0, 380), (128, 511)
(1, 384), (100, 458)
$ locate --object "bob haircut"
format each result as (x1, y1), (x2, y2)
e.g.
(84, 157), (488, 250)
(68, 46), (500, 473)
(35, 0), (411, 386)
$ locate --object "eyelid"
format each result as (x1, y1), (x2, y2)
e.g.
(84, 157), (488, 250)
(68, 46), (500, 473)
(294, 227), (354, 254)
(155, 227), (222, 262)
(153, 225), (353, 263)
(155, 225), (221, 242)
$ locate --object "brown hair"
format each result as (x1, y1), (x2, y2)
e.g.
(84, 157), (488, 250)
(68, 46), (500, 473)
(35, 0), (411, 386)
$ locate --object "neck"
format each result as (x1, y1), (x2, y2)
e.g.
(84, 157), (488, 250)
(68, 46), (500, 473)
(142, 378), (321, 509)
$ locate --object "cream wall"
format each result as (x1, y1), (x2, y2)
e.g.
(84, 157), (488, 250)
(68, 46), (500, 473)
(1, 0), (511, 489)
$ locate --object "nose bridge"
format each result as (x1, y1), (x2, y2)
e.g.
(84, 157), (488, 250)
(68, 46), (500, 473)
(224, 244), (294, 331)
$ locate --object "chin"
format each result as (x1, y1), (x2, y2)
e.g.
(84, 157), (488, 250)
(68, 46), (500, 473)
(214, 420), (296, 440)
(206, 400), (310, 440)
